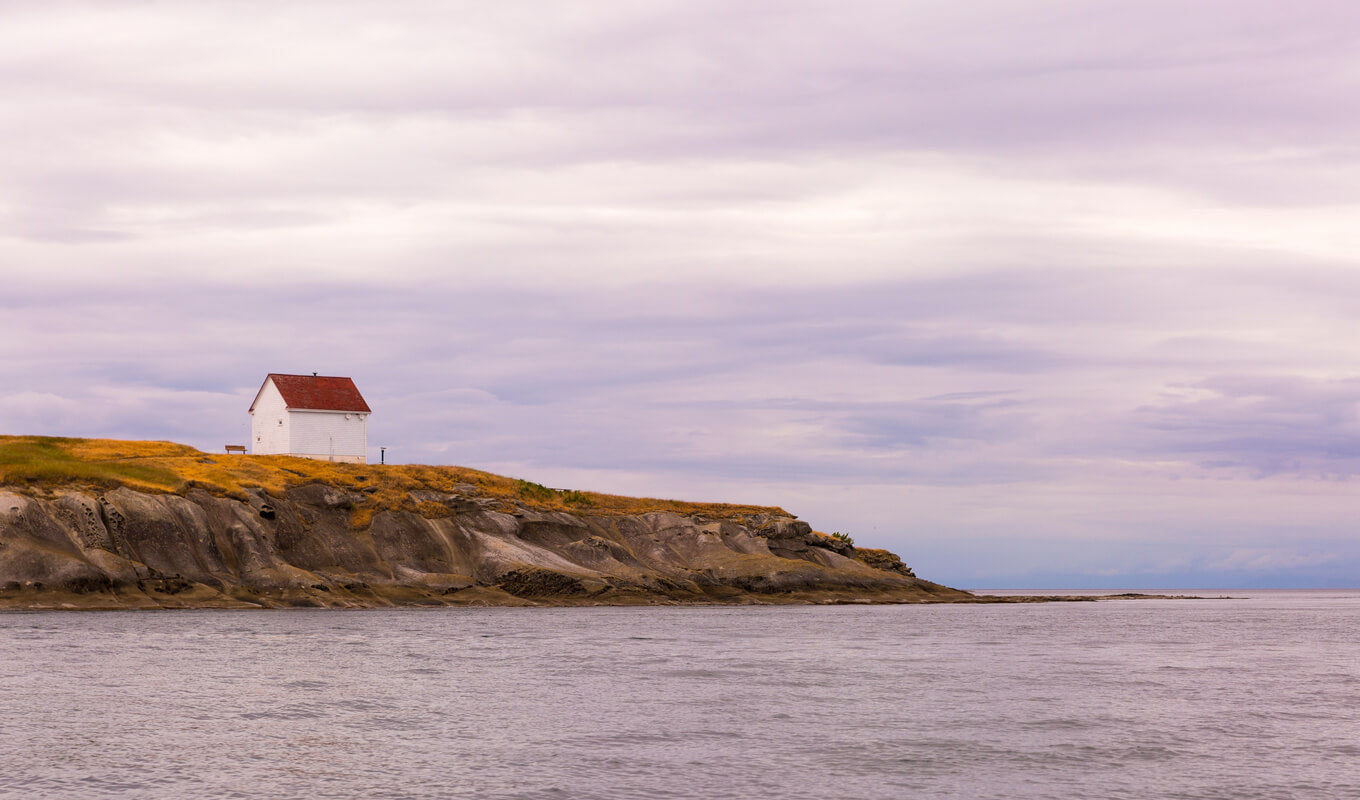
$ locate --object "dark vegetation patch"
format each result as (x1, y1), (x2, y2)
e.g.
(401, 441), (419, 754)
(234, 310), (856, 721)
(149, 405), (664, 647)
(138, 577), (194, 595)
(64, 575), (115, 594)
(496, 568), (588, 598)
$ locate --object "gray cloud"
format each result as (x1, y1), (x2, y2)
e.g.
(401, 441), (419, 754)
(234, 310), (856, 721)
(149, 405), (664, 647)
(4, 1), (1359, 238)
(1127, 376), (1360, 477)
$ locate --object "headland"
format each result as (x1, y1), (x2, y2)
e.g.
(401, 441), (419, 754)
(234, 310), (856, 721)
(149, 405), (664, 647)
(0, 435), (982, 609)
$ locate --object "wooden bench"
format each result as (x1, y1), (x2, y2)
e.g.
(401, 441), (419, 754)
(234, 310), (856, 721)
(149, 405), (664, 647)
(224, 445), (247, 454)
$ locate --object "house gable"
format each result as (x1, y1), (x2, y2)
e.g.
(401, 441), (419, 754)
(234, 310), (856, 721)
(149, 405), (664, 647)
(249, 373), (370, 414)
(248, 373), (371, 463)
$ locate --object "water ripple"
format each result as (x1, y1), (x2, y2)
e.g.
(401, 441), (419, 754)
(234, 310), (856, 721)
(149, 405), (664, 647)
(3, 593), (1360, 799)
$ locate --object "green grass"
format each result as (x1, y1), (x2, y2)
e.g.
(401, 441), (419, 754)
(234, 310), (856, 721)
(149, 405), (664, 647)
(560, 490), (590, 506)
(514, 479), (556, 502)
(0, 436), (183, 492)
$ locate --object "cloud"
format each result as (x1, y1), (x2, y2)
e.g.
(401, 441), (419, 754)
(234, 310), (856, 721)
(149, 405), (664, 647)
(5, 1), (1360, 254)
(3, 1), (1360, 586)
(1126, 376), (1360, 477)
(1205, 548), (1341, 573)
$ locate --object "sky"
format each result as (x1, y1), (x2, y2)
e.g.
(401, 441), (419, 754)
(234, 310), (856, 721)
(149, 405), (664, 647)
(3, 0), (1359, 589)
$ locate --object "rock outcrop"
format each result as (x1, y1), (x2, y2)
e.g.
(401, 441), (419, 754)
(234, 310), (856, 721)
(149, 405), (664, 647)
(0, 484), (967, 609)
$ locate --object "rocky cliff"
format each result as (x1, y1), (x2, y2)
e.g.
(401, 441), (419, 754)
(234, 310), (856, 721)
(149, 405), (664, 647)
(0, 481), (968, 609)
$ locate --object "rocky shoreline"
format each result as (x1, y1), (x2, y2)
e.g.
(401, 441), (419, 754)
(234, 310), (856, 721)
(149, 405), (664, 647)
(1, 483), (977, 609)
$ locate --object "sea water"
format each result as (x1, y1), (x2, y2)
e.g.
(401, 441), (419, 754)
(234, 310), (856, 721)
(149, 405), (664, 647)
(2, 591), (1358, 799)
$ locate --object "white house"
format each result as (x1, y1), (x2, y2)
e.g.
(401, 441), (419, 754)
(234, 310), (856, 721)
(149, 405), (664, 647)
(248, 373), (371, 463)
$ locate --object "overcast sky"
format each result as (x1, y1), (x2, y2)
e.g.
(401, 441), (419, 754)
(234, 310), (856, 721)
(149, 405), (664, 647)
(3, 0), (1359, 588)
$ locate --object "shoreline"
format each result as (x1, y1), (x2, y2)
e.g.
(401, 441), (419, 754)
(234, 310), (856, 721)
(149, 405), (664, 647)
(0, 587), (1211, 612)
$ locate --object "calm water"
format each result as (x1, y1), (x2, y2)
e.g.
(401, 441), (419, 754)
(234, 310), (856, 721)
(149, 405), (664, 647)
(3, 591), (1359, 799)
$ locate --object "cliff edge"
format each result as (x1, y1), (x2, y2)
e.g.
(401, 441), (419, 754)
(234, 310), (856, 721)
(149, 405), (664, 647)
(0, 436), (969, 609)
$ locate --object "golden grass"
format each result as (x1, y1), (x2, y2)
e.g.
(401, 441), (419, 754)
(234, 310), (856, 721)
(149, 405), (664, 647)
(0, 436), (787, 523)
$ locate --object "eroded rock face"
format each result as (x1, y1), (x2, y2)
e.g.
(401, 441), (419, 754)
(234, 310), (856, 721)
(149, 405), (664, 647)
(0, 484), (962, 608)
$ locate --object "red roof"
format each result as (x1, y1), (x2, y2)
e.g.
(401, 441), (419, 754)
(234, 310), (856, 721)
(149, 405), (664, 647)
(250, 373), (371, 413)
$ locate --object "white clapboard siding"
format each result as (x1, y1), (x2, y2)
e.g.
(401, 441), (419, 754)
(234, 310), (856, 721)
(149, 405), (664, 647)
(249, 374), (370, 463)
